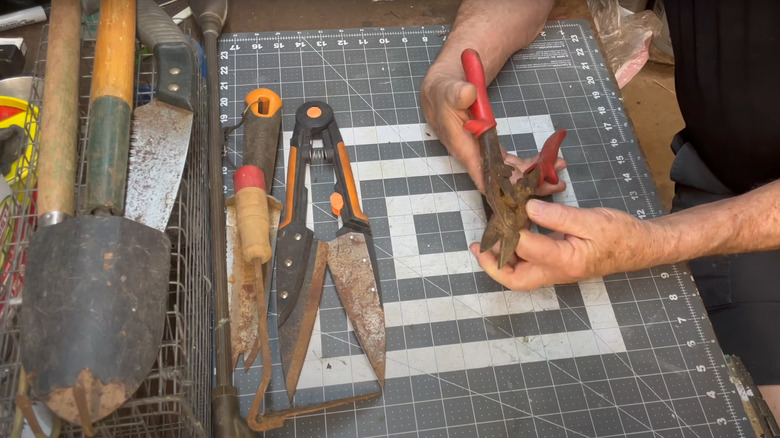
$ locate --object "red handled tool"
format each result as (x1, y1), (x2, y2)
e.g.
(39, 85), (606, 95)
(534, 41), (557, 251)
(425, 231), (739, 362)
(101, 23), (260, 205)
(461, 48), (566, 269)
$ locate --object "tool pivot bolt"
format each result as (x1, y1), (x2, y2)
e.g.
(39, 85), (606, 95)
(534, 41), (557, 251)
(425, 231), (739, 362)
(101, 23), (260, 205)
(294, 233), (301, 240)
(285, 259), (293, 267)
(280, 291), (289, 299)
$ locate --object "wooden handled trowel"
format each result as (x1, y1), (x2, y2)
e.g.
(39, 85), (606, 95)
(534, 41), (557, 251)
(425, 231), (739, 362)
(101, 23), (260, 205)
(19, 0), (195, 429)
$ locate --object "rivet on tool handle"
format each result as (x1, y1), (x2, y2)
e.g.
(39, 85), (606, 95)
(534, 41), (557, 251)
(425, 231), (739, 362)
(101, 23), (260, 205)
(461, 48), (497, 137)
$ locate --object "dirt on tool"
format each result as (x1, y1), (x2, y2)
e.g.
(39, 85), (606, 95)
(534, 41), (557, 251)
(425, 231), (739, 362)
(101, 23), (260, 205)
(227, 205), (261, 370)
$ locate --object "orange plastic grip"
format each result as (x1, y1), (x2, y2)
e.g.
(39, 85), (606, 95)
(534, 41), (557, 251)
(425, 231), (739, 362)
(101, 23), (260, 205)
(245, 88), (283, 118)
(280, 146), (298, 229)
(336, 141), (368, 221)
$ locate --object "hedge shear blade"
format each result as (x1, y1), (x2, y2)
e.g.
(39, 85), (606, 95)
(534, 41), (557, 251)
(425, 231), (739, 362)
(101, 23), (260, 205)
(461, 48), (566, 269)
(275, 102), (385, 403)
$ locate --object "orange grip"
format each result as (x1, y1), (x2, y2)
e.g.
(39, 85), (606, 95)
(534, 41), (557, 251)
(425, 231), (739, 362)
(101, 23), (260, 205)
(280, 146), (298, 229)
(235, 187), (272, 264)
(336, 142), (368, 221)
(245, 88), (283, 118)
(330, 192), (344, 216)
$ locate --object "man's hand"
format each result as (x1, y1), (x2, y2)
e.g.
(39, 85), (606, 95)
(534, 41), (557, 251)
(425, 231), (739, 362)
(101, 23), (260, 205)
(417, 0), (555, 191)
(420, 65), (485, 190)
(420, 66), (568, 193)
(471, 199), (659, 290)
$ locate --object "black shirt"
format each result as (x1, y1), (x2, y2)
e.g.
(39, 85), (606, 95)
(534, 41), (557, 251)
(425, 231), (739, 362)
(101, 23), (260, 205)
(665, 0), (780, 194)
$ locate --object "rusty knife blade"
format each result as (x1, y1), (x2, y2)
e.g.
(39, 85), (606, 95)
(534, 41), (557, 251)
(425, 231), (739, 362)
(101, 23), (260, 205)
(328, 232), (386, 385)
(278, 240), (328, 402)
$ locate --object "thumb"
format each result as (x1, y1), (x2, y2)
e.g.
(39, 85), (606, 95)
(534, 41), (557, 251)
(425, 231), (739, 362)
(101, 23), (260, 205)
(526, 199), (589, 237)
(446, 80), (477, 110)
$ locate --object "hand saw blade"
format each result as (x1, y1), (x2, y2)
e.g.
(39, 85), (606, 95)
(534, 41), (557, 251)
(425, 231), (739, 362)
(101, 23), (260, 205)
(277, 239), (328, 403)
(125, 0), (196, 232)
(328, 232), (386, 385)
(125, 100), (193, 232)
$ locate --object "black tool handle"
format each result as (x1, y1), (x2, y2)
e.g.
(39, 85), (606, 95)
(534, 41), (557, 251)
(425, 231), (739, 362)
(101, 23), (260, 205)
(242, 89), (283, 191)
(136, 0), (196, 111)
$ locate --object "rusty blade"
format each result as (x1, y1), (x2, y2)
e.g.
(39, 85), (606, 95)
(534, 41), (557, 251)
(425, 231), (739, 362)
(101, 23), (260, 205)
(328, 232), (386, 385)
(125, 99), (193, 231)
(278, 240), (329, 402)
(226, 204), (261, 369)
(226, 195), (284, 369)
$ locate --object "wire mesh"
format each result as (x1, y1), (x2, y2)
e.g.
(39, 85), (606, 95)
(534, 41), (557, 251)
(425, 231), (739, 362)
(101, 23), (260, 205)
(0, 14), (212, 438)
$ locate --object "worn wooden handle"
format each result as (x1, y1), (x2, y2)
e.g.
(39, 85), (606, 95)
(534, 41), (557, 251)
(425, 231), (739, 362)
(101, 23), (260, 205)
(90, 0), (135, 106)
(85, 0), (136, 215)
(36, 0), (82, 221)
(233, 166), (272, 264)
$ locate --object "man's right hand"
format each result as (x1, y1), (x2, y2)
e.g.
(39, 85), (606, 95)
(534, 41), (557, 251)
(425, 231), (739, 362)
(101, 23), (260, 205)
(420, 63), (488, 191)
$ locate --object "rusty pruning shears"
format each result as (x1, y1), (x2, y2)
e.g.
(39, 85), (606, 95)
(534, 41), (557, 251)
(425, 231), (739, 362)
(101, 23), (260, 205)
(461, 48), (567, 270)
(275, 102), (386, 403)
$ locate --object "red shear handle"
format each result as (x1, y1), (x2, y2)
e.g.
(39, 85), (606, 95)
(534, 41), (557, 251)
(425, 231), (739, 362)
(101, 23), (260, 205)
(525, 129), (567, 186)
(461, 48), (497, 137)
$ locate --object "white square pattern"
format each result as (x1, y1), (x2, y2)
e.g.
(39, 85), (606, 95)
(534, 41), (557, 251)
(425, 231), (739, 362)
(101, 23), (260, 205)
(271, 116), (626, 386)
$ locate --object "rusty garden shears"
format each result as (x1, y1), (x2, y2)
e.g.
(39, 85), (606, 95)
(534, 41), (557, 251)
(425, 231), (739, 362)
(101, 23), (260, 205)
(274, 102), (386, 403)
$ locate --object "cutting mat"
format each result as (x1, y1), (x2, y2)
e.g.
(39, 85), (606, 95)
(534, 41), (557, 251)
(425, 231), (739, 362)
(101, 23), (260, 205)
(218, 21), (750, 437)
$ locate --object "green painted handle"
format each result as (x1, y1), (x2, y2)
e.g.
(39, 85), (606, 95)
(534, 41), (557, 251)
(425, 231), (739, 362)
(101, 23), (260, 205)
(85, 0), (135, 215)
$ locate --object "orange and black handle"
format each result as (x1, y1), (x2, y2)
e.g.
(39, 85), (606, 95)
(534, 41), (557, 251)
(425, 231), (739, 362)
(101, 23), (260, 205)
(242, 89), (283, 191)
(281, 101), (369, 234)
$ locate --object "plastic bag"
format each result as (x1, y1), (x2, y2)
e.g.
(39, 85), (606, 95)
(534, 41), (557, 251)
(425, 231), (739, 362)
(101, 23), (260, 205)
(588, 0), (663, 88)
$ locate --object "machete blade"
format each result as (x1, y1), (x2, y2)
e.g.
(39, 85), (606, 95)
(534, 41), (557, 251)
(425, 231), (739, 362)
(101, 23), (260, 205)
(328, 232), (386, 385)
(277, 238), (328, 402)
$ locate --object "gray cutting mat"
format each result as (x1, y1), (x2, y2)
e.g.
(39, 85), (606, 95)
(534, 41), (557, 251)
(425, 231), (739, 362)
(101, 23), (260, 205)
(217, 21), (750, 437)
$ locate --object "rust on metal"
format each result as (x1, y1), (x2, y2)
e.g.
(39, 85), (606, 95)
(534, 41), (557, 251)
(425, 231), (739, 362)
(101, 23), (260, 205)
(125, 99), (193, 232)
(479, 128), (564, 268)
(249, 391), (381, 432)
(278, 241), (329, 401)
(42, 368), (127, 427)
(328, 232), (386, 385)
(226, 204), (262, 370)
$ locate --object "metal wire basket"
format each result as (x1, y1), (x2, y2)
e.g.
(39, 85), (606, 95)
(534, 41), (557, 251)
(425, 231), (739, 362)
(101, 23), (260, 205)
(0, 15), (212, 438)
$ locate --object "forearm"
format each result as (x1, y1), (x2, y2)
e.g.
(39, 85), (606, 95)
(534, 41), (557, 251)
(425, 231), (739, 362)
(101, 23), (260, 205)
(432, 0), (555, 80)
(645, 180), (780, 266)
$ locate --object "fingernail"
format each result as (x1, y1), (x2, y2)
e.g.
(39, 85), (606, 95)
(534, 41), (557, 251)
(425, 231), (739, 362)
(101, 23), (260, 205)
(526, 199), (545, 218)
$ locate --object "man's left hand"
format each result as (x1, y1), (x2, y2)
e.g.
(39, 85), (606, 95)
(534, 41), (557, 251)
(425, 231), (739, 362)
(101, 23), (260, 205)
(471, 199), (660, 290)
